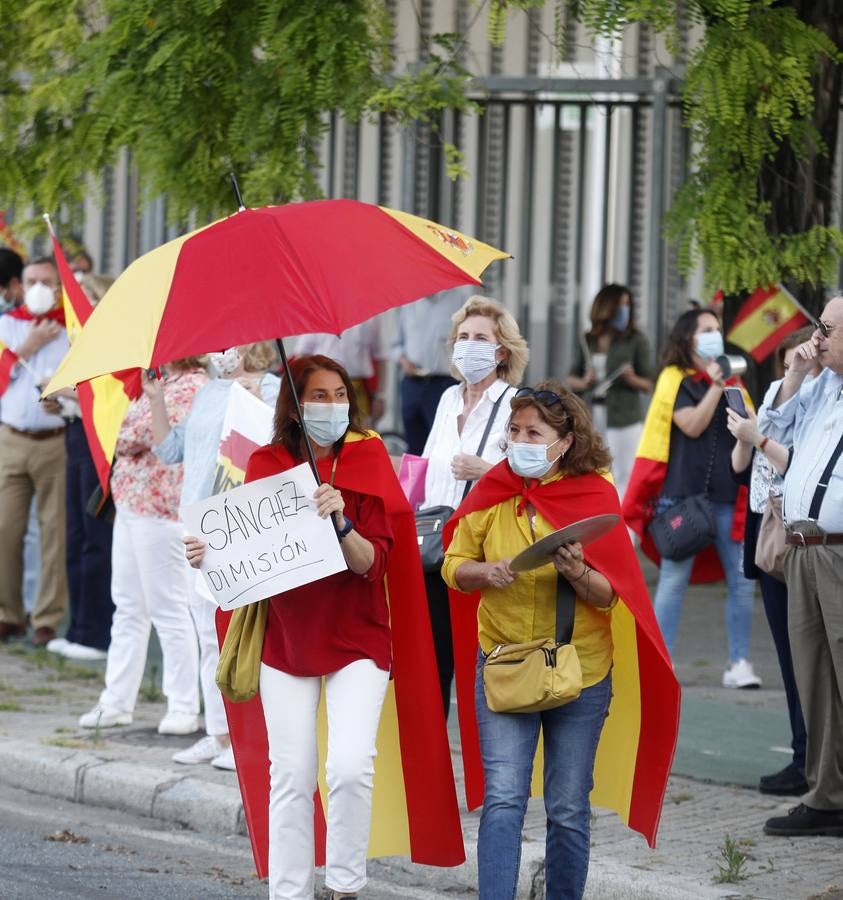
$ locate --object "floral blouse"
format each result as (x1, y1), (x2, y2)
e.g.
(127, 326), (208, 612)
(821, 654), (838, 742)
(111, 368), (208, 520)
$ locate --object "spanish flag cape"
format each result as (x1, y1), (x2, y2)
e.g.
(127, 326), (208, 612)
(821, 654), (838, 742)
(621, 365), (750, 583)
(216, 430), (465, 878)
(443, 461), (679, 847)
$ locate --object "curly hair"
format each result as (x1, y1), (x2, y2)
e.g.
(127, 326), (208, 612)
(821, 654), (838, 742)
(271, 354), (367, 458)
(241, 341), (278, 373)
(507, 379), (612, 475)
(448, 295), (529, 385)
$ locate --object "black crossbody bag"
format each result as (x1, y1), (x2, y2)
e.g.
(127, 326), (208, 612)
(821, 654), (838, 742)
(416, 386), (512, 573)
(649, 421), (718, 561)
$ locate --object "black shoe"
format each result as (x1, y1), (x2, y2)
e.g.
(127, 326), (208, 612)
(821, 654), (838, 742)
(758, 762), (809, 796)
(764, 803), (843, 836)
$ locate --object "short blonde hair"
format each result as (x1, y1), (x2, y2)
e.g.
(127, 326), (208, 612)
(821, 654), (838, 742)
(241, 341), (278, 373)
(448, 295), (529, 385)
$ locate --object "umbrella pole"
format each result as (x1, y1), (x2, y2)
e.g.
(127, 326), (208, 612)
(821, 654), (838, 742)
(275, 338), (321, 485)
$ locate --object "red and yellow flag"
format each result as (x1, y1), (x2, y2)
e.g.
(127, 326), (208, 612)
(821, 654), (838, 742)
(0, 339), (18, 395)
(444, 463), (680, 847)
(0, 210), (26, 258)
(726, 285), (810, 362)
(48, 224), (141, 491)
(622, 366), (751, 583)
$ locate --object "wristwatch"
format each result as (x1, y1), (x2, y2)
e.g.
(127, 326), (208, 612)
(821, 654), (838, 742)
(336, 516), (354, 541)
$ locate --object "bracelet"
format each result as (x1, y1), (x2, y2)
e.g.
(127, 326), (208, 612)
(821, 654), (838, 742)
(570, 564), (590, 583)
(758, 436), (770, 452)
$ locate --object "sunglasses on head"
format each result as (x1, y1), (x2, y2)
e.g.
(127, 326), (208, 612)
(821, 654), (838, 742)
(513, 387), (565, 408)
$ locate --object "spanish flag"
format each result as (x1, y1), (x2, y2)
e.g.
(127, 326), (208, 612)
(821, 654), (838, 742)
(0, 340), (18, 395)
(47, 223), (141, 491)
(444, 463), (679, 847)
(726, 285), (810, 362)
(622, 366), (750, 583)
(217, 431), (465, 877)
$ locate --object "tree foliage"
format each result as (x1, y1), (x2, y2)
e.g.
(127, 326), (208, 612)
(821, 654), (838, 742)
(0, 0), (473, 225)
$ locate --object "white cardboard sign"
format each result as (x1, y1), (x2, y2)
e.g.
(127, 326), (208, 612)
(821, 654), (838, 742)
(182, 462), (348, 611)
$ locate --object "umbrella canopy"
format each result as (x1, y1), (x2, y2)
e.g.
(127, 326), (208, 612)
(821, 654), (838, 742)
(45, 200), (510, 393)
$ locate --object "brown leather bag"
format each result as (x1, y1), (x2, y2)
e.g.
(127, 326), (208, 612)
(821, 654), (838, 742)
(754, 494), (786, 582)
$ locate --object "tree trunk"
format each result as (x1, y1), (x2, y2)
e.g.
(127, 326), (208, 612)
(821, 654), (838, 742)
(759, 0), (843, 314)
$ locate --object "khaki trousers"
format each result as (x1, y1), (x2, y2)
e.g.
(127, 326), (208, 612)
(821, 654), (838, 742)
(0, 425), (68, 629)
(784, 542), (843, 810)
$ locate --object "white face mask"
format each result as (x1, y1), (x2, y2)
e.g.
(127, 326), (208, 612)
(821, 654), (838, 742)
(451, 340), (500, 384)
(209, 347), (242, 377)
(24, 282), (57, 316)
(302, 402), (350, 447)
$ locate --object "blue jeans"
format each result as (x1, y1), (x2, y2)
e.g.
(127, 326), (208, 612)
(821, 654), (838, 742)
(475, 654), (612, 900)
(653, 499), (755, 662)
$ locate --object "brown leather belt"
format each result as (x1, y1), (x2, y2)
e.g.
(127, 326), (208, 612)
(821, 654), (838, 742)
(785, 532), (843, 546)
(5, 425), (65, 440)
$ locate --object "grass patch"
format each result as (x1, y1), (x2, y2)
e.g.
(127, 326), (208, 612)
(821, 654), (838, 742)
(139, 663), (164, 703)
(0, 700), (24, 712)
(43, 736), (105, 750)
(713, 834), (747, 884)
(669, 792), (693, 805)
(22, 686), (61, 697)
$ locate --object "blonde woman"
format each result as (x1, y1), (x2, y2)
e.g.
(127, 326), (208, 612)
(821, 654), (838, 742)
(150, 342), (280, 769)
(421, 296), (529, 714)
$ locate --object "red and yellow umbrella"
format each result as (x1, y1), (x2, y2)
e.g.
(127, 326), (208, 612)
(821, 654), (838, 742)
(45, 200), (510, 393)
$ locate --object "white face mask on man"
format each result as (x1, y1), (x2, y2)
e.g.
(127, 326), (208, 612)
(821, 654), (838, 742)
(24, 282), (56, 316)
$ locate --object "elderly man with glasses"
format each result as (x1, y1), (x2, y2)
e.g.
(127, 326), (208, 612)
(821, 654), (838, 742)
(758, 295), (843, 837)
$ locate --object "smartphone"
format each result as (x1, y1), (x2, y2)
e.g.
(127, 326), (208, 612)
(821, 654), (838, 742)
(724, 386), (748, 418)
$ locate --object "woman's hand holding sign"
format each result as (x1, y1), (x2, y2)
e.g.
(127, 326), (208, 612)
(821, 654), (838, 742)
(184, 535), (205, 569)
(313, 482), (345, 527)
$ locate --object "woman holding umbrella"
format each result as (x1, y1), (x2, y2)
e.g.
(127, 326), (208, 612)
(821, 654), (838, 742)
(184, 354), (462, 900)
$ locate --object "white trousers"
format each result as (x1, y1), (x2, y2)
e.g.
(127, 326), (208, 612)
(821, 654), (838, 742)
(189, 581), (228, 736)
(260, 659), (389, 900)
(606, 422), (644, 500)
(100, 506), (199, 715)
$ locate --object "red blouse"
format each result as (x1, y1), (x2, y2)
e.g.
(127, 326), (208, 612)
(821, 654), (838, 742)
(245, 444), (394, 677)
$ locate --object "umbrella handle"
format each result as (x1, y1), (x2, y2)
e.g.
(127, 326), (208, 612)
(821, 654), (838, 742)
(275, 339), (321, 485)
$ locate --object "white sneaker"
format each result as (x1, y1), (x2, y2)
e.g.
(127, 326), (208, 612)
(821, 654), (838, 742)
(211, 745), (236, 771)
(79, 703), (133, 728)
(61, 642), (107, 661)
(172, 735), (224, 765)
(158, 712), (200, 735)
(722, 659), (762, 689)
(46, 637), (70, 654)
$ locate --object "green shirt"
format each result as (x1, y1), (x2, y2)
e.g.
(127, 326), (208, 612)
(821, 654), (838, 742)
(570, 331), (653, 428)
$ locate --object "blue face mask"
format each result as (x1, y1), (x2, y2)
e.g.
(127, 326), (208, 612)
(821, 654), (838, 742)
(695, 331), (724, 360)
(302, 402), (350, 447)
(609, 306), (630, 331)
(506, 439), (561, 479)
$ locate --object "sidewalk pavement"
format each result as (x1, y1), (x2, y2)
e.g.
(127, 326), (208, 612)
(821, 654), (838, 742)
(0, 639), (840, 900)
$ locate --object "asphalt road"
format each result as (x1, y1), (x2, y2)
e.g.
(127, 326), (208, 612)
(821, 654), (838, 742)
(0, 783), (475, 900)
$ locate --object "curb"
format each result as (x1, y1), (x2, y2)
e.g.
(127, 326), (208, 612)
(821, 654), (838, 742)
(0, 739), (247, 839)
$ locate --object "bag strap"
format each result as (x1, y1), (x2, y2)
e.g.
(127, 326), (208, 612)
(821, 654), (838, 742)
(807, 430), (843, 520)
(461, 384), (513, 502)
(555, 576), (576, 645)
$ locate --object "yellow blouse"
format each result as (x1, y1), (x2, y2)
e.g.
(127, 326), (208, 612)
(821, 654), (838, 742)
(442, 476), (614, 687)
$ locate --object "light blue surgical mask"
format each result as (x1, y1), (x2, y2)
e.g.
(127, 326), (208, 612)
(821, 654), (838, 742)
(506, 439), (561, 479)
(695, 331), (724, 360)
(609, 306), (630, 331)
(302, 402), (350, 447)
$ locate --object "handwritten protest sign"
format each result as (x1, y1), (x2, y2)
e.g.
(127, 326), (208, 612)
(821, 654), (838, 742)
(182, 463), (348, 611)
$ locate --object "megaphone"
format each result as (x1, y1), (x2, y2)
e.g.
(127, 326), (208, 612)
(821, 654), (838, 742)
(716, 354), (748, 379)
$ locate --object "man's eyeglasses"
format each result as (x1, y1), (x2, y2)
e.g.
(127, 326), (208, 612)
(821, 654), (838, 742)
(813, 318), (835, 338)
(513, 387), (565, 408)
